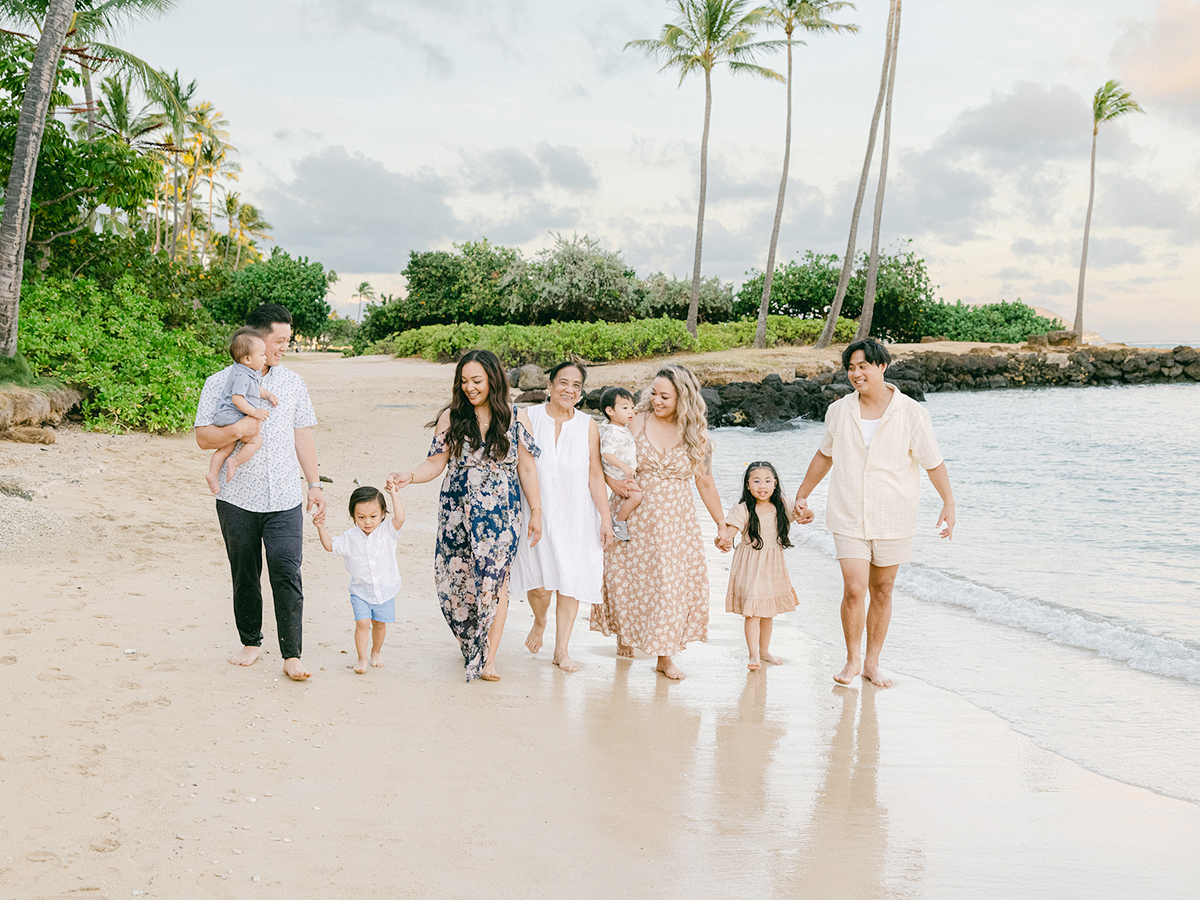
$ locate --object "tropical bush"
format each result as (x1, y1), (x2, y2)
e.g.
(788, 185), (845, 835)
(635, 272), (734, 323)
(919, 300), (1060, 344)
(507, 234), (639, 324)
(207, 247), (333, 336)
(367, 315), (857, 367)
(17, 275), (223, 432)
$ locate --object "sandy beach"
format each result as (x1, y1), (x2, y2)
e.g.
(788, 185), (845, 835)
(2, 352), (1199, 900)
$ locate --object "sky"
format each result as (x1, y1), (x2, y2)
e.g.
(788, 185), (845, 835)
(116, 0), (1200, 342)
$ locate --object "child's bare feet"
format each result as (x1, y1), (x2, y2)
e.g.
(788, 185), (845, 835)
(747, 658), (761, 671)
(370, 653), (384, 668)
(352, 659), (368, 674)
(205, 472), (221, 494)
(226, 454), (242, 482)
(760, 651), (783, 665)
(228, 645), (261, 667)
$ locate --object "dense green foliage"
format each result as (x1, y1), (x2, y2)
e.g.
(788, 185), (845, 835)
(920, 300), (1060, 344)
(17, 276), (224, 432)
(509, 234), (639, 325)
(635, 272), (734, 323)
(0, 352), (45, 387)
(206, 247), (332, 336)
(367, 315), (857, 367)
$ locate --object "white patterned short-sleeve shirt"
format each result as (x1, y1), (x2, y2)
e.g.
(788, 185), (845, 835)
(194, 364), (318, 513)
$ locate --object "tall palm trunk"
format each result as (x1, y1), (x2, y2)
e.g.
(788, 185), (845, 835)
(816, 0), (896, 349)
(687, 67), (714, 338)
(169, 156), (181, 259)
(184, 162), (198, 265)
(1073, 126), (1098, 341)
(80, 56), (97, 139)
(206, 179), (216, 265)
(224, 215), (234, 267)
(754, 30), (794, 350)
(0, 0), (77, 358)
(854, 0), (901, 342)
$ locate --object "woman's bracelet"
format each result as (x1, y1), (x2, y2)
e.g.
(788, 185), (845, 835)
(530, 507), (542, 512)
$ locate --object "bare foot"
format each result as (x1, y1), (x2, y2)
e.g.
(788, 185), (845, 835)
(227, 645), (262, 667)
(552, 653), (580, 672)
(525, 620), (546, 654)
(747, 658), (761, 671)
(655, 657), (685, 681)
(617, 643), (635, 660)
(226, 455), (241, 482)
(479, 667), (501, 682)
(370, 653), (384, 668)
(352, 659), (367, 674)
(282, 658), (311, 681)
(205, 472), (221, 495)
(833, 660), (862, 686)
(862, 664), (894, 688)
(760, 651), (783, 665)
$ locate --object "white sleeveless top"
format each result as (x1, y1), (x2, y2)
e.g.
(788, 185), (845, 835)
(510, 404), (604, 604)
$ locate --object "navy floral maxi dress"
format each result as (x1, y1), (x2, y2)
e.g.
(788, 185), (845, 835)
(430, 417), (539, 681)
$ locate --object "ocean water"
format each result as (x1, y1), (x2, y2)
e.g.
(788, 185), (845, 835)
(708, 382), (1200, 805)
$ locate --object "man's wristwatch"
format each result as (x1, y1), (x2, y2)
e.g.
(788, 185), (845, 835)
(308, 482), (323, 490)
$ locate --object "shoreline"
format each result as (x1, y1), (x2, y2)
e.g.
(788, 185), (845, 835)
(2, 353), (1199, 898)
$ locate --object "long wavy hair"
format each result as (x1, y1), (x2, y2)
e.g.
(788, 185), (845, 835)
(436, 349), (513, 461)
(637, 364), (709, 472)
(740, 461), (793, 550)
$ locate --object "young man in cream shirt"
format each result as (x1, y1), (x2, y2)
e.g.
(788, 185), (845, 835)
(793, 338), (955, 687)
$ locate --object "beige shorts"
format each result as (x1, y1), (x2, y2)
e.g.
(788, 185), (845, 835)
(833, 534), (913, 567)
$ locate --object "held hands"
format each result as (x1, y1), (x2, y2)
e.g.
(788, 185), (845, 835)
(386, 471), (413, 491)
(714, 533), (733, 553)
(306, 484), (326, 517)
(611, 477), (640, 499)
(791, 497), (815, 525)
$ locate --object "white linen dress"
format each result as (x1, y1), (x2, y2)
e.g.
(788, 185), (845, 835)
(510, 404), (604, 605)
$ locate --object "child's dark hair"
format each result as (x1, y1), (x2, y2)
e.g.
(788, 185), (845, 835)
(348, 486), (387, 518)
(740, 461), (792, 550)
(229, 327), (263, 364)
(600, 386), (634, 421)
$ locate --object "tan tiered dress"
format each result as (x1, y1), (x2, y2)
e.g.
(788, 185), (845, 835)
(725, 502), (798, 617)
(590, 430), (708, 655)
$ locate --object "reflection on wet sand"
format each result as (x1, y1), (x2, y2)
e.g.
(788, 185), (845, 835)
(788, 686), (896, 897)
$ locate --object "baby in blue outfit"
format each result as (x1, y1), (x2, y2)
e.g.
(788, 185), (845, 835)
(205, 327), (279, 494)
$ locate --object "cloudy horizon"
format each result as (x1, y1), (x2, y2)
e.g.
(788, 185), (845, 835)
(115, 0), (1200, 342)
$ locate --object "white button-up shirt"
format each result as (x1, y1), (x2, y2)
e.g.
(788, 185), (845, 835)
(194, 364), (318, 513)
(819, 386), (943, 540)
(331, 519), (403, 605)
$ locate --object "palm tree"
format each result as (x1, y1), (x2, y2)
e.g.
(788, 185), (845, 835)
(71, 73), (168, 149)
(753, 0), (856, 349)
(1073, 80), (1143, 342)
(233, 202), (271, 269)
(0, 0), (75, 359)
(628, 0), (783, 336)
(352, 281), (376, 323)
(220, 190), (240, 266)
(196, 136), (240, 263)
(815, 0), (896, 348)
(158, 70), (196, 259)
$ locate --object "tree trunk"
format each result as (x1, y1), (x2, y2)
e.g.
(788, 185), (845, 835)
(170, 155), (181, 259)
(184, 163), (197, 266)
(816, 0), (896, 349)
(1073, 126), (1098, 342)
(0, 0), (77, 358)
(206, 178), (215, 266)
(80, 55), (96, 139)
(687, 67), (714, 338)
(854, 0), (902, 342)
(754, 33), (794, 350)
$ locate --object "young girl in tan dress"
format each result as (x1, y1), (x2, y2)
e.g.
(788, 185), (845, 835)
(720, 461), (811, 670)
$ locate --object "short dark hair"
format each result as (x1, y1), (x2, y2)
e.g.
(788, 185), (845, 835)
(229, 327), (263, 364)
(842, 337), (891, 369)
(348, 486), (387, 518)
(546, 360), (587, 386)
(600, 386), (634, 420)
(245, 303), (293, 330)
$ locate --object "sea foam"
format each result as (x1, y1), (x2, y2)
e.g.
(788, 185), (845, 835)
(791, 528), (1200, 685)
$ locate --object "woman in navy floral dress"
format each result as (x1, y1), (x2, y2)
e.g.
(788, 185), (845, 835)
(390, 350), (543, 681)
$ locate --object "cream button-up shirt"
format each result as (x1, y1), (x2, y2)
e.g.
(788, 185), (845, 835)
(819, 386), (943, 540)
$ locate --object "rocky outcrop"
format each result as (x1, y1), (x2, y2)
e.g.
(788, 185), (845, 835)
(580, 344), (1199, 430)
(0, 386), (82, 443)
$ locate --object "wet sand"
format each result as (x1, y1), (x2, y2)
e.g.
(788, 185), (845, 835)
(2, 352), (1198, 899)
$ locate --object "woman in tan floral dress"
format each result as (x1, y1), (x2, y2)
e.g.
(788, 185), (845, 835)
(590, 365), (728, 680)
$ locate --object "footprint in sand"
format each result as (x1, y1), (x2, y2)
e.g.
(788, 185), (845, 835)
(36, 669), (74, 682)
(0, 656), (16, 665)
(89, 838), (120, 853)
(25, 850), (61, 865)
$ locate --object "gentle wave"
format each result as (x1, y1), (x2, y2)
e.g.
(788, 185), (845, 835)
(791, 528), (1200, 684)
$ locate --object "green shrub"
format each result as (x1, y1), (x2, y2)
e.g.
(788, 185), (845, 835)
(368, 315), (857, 367)
(919, 300), (1060, 343)
(507, 234), (639, 325)
(18, 275), (223, 432)
(634, 273), (734, 323)
(208, 247), (332, 336)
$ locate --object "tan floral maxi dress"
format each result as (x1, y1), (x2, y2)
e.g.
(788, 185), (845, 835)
(590, 429), (709, 655)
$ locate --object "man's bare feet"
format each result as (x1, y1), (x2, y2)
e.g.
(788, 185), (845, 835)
(552, 653), (580, 672)
(617, 643), (635, 659)
(370, 653), (384, 668)
(524, 620), (546, 654)
(747, 658), (761, 671)
(656, 657), (685, 680)
(760, 651), (783, 665)
(352, 659), (367, 674)
(862, 664), (893, 688)
(833, 660), (862, 686)
(227, 645), (262, 667)
(283, 658), (310, 681)
(205, 472), (221, 495)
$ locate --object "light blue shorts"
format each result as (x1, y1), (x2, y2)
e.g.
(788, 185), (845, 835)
(350, 594), (396, 623)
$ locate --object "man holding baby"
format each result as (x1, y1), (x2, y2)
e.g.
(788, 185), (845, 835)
(194, 303), (326, 681)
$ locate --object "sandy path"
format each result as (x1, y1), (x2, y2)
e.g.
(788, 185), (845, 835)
(2, 352), (1199, 899)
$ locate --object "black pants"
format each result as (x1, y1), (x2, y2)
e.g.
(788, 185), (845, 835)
(216, 501), (304, 659)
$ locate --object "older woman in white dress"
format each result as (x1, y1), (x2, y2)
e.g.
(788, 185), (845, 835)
(511, 361), (615, 671)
